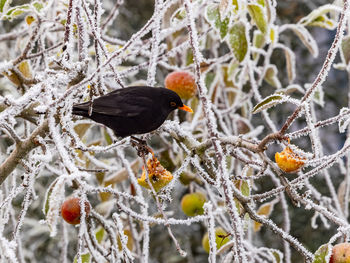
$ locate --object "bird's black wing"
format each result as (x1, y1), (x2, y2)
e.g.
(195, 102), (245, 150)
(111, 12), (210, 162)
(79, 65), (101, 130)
(73, 88), (155, 117)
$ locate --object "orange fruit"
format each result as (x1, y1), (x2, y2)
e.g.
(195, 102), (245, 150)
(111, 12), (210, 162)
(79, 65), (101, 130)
(165, 71), (197, 100)
(275, 146), (305, 173)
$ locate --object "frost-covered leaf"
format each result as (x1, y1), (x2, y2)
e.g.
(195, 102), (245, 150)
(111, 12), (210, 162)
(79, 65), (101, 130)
(32, 1), (43, 12)
(171, 7), (186, 25)
(312, 243), (331, 263)
(0, 0), (11, 13)
(290, 25), (318, 57)
(270, 249), (283, 263)
(205, 4), (230, 39)
(300, 4), (340, 30)
(73, 253), (91, 263)
(264, 65), (281, 89)
(235, 180), (250, 197)
(276, 84), (304, 95)
(305, 15), (336, 30)
(227, 59), (239, 81)
(312, 86), (324, 107)
(104, 129), (113, 145)
(305, 83), (324, 107)
(333, 63), (347, 70)
(232, 0), (238, 12)
(252, 94), (289, 114)
(337, 180), (347, 211)
(74, 123), (91, 139)
(269, 25), (277, 43)
(43, 179), (58, 216)
(248, 4), (268, 34)
(219, 0), (229, 18)
(283, 46), (296, 83)
(338, 107), (350, 133)
(253, 31), (265, 49)
(253, 201), (276, 232)
(95, 226), (105, 243)
(5, 4), (30, 19)
(227, 22), (247, 62)
(340, 35), (350, 65)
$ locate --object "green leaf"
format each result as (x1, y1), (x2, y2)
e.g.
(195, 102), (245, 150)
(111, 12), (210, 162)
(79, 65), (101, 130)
(171, 7), (186, 25)
(73, 253), (91, 263)
(32, 1), (43, 12)
(103, 129), (113, 145)
(271, 249), (283, 263)
(95, 227), (105, 243)
(312, 244), (330, 263)
(252, 94), (286, 114)
(0, 0), (9, 13)
(306, 15), (336, 30)
(241, 180), (250, 196)
(248, 4), (268, 34)
(227, 22), (247, 62)
(206, 4), (230, 39)
(313, 86), (324, 107)
(232, 0), (238, 11)
(5, 4), (30, 19)
(252, 31), (265, 60)
(43, 179), (58, 216)
(300, 4), (340, 30)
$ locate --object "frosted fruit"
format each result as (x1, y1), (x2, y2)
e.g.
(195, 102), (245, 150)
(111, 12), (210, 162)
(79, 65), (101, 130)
(138, 156), (173, 192)
(330, 243), (350, 263)
(275, 146), (305, 173)
(165, 71), (197, 100)
(61, 197), (90, 225)
(202, 227), (230, 253)
(181, 192), (206, 217)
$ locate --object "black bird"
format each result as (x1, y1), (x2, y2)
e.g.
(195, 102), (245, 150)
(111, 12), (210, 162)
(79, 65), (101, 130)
(72, 86), (193, 137)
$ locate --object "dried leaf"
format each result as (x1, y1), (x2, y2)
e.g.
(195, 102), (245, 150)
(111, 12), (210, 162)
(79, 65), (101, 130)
(43, 179), (58, 216)
(253, 201), (276, 232)
(290, 25), (318, 57)
(337, 180), (347, 211)
(341, 35), (350, 65)
(74, 123), (91, 139)
(338, 107), (350, 133)
(283, 46), (296, 83)
(264, 65), (281, 89)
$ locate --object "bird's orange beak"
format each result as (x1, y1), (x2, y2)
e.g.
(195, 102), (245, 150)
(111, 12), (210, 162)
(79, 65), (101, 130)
(178, 104), (193, 113)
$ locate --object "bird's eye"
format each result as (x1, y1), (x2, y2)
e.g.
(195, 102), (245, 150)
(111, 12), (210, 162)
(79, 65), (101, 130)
(170, 101), (176, 107)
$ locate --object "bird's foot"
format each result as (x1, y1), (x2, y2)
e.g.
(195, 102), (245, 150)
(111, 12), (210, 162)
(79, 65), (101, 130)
(130, 136), (154, 158)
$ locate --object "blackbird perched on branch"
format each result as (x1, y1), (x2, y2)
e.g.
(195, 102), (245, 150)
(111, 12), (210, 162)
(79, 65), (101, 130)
(72, 86), (193, 137)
